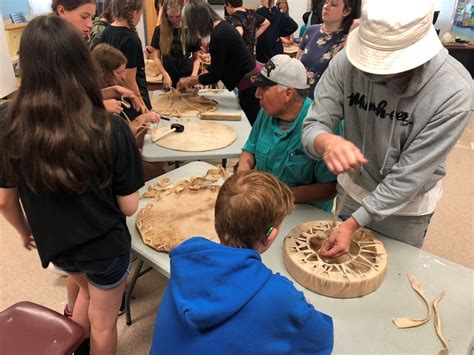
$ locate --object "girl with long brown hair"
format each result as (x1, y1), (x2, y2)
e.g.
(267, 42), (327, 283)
(92, 43), (164, 181)
(149, 0), (200, 89)
(0, 15), (144, 355)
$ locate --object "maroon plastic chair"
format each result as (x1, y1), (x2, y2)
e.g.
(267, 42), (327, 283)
(0, 301), (84, 355)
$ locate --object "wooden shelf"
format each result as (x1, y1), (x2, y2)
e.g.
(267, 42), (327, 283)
(4, 22), (28, 59)
(4, 22), (27, 31)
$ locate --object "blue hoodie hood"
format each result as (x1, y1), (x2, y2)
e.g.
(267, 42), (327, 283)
(169, 237), (272, 330)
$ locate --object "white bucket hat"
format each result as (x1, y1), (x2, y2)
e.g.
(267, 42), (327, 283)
(346, 0), (443, 75)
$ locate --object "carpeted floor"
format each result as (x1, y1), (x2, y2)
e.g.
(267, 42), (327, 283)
(1, 118), (472, 355)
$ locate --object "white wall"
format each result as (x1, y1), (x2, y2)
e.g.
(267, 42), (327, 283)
(211, 5), (226, 18)
(28, 0), (52, 16)
(435, 0), (458, 37)
(288, 0), (309, 32)
(0, 15), (18, 97)
(244, 0), (260, 9)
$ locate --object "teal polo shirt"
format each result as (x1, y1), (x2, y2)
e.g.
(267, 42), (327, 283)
(242, 97), (338, 212)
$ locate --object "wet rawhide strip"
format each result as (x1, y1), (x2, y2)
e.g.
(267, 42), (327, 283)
(393, 274), (432, 328)
(433, 290), (449, 355)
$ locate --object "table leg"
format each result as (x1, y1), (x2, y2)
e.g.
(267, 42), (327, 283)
(125, 258), (154, 326)
(125, 259), (143, 325)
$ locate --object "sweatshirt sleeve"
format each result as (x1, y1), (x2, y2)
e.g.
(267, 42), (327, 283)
(354, 95), (472, 226)
(291, 302), (334, 354)
(302, 49), (347, 159)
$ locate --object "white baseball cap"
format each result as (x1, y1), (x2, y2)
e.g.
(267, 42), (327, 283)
(346, 0), (442, 75)
(250, 54), (309, 89)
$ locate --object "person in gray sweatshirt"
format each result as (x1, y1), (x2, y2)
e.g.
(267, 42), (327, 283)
(302, 0), (473, 258)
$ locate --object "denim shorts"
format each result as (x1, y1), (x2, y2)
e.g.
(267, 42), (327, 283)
(52, 254), (131, 290)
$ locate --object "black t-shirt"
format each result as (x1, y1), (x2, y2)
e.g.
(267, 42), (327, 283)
(226, 9), (265, 56)
(255, 6), (298, 63)
(150, 26), (199, 61)
(0, 114), (144, 268)
(198, 21), (255, 90)
(100, 25), (152, 109)
(150, 26), (200, 87)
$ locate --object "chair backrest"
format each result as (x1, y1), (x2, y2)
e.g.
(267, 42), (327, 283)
(0, 301), (84, 355)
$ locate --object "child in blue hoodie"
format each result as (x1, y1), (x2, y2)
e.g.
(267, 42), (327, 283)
(150, 171), (334, 354)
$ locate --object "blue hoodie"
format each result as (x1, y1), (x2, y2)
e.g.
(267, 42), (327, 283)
(150, 237), (334, 355)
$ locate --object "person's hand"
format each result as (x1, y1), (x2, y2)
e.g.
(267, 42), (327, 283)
(144, 45), (154, 58)
(21, 234), (36, 250)
(103, 99), (123, 114)
(319, 217), (360, 258)
(140, 111), (160, 124)
(319, 135), (367, 174)
(112, 85), (134, 98)
(198, 51), (210, 63)
(319, 224), (353, 258)
(109, 85), (141, 112)
(177, 77), (192, 90)
(162, 73), (172, 90)
(281, 37), (291, 46)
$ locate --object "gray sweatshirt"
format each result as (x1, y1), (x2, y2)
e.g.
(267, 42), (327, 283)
(302, 48), (473, 227)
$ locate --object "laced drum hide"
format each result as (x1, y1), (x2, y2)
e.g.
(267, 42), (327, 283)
(136, 167), (230, 252)
(283, 220), (388, 298)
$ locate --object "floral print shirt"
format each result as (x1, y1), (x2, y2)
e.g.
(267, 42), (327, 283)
(299, 24), (346, 99)
(226, 9), (265, 56)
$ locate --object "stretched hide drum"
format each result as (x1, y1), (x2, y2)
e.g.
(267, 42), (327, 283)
(136, 168), (230, 252)
(151, 91), (218, 117)
(283, 221), (388, 298)
(151, 121), (237, 152)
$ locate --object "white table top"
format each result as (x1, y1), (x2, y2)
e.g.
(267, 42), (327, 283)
(141, 90), (251, 162)
(127, 162), (473, 354)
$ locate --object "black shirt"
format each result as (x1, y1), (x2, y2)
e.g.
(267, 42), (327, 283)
(198, 21), (255, 90)
(150, 26), (200, 87)
(100, 25), (152, 109)
(255, 6), (298, 63)
(309, 2), (324, 25)
(226, 9), (265, 56)
(0, 115), (144, 268)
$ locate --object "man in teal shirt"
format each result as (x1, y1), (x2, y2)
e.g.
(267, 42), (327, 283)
(238, 54), (338, 212)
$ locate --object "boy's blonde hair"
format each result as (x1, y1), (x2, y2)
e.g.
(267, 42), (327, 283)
(215, 171), (294, 248)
